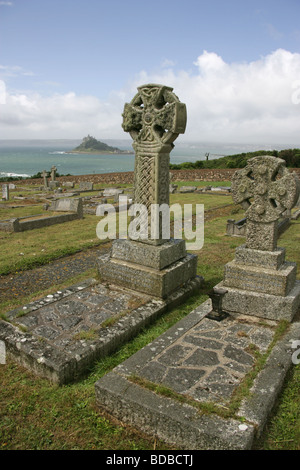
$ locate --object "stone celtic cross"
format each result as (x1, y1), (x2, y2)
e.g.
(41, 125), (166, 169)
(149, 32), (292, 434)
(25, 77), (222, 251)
(42, 169), (48, 187)
(51, 166), (57, 181)
(232, 156), (300, 251)
(122, 84), (187, 243)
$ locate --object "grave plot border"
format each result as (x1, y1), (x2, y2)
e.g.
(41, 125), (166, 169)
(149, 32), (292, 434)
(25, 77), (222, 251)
(95, 299), (300, 450)
(0, 277), (202, 385)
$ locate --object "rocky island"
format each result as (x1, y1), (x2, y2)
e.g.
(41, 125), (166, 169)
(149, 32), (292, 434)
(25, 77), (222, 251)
(67, 135), (133, 154)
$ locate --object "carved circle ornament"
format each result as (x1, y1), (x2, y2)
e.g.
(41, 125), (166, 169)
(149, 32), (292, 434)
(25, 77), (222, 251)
(122, 84), (187, 146)
(231, 156), (300, 223)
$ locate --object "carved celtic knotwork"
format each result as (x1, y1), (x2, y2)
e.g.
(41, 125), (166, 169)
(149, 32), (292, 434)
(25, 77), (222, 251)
(134, 155), (155, 209)
(122, 83), (187, 145)
(232, 156), (300, 223)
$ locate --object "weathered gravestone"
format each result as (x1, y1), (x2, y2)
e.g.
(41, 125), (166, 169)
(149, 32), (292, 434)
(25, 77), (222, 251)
(97, 84), (202, 298)
(49, 197), (83, 218)
(51, 165), (57, 182)
(179, 186), (197, 193)
(49, 165), (60, 189)
(42, 170), (49, 189)
(216, 156), (300, 321)
(2, 184), (9, 201)
(102, 188), (123, 198)
(94, 155), (300, 450)
(62, 181), (75, 189)
(79, 181), (94, 191)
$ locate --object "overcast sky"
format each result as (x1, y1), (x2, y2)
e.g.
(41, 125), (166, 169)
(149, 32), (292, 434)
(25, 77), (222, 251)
(0, 0), (300, 145)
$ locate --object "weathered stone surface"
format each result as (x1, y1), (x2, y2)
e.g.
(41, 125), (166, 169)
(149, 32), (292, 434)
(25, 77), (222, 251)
(232, 156), (299, 251)
(50, 165), (57, 182)
(220, 156), (300, 321)
(49, 197), (83, 216)
(179, 186), (197, 193)
(226, 218), (247, 237)
(98, 252), (199, 299)
(235, 245), (285, 270)
(97, 84), (201, 301)
(232, 156), (299, 225)
(41, 170), (49, 189)
(95, 299), (297, 449)
(0, 277), (201, 384)
(103, 188), (124, 197)
(62, 181), (75, 188)
(237, 321), (300, 436)
(49, 181), (60, 189)
(215, 281), (300, 321)
(122, 83), (186, 244)
(2, 184), (9, 201)
(223, 260), (297, 296)
(111, 238), (186, 270)
(79, 181), (94, 191)
(246, 219), (278, 251)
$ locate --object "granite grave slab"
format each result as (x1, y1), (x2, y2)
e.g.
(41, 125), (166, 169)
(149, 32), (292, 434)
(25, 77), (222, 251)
(0, 277), (200, 385)
(95, 299), (300, 449)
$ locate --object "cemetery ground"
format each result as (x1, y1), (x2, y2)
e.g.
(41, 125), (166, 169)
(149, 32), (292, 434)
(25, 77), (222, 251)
(0, 180), (299, 450)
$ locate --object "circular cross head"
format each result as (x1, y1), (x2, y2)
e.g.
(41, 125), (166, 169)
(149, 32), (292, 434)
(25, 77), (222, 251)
(122, 83), (187, 145)
(231, 156), (300, 223)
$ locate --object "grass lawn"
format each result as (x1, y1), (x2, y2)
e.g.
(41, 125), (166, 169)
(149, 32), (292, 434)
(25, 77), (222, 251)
(0, 182), (299, 450)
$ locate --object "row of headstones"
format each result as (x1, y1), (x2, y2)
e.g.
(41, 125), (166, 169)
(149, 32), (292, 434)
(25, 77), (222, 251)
(42, 177), (110, 193)
(170, 184), (231, 194)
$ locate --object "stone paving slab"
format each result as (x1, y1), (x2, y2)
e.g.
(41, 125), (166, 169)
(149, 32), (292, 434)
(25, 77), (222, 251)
(0, 276), (201, 385)
(95, 300), (300, 450)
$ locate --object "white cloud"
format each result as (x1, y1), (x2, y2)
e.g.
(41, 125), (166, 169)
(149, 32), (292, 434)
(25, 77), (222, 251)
(130, 48), (300, 145)
(1, 49), (300, 144)
(0, 65), (35, 78)
(0, 90), (124, 139)
(0, 1), (13, 5)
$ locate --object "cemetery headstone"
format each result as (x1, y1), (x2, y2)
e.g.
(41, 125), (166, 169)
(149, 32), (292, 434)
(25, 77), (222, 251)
(102, 188), (123, 197)
(62, 181), (75, 189)
(1, 184), (9, 201)
(97, 83), (202, 298)
(179, 186), (197, 193)
(51, 165), (57, 181)
(79, 181), (94, 191)
(49, 166), (60, 189)
(49, 197), (83, 218)
(42, 170), (49, 189)
(216, 155), (300, 321)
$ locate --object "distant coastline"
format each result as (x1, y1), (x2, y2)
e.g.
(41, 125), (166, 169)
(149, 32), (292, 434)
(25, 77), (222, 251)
(65, 150), (134, 155)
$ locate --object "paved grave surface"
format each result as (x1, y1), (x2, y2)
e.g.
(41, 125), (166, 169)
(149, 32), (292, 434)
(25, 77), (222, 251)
(95, 300), (300, 450)
(0, 276), (199, 385)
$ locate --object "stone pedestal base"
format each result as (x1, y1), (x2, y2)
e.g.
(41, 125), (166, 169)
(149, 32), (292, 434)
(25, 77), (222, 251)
(97, 238), (201, 299)
(223, 260), (297, 297)
(220, 244), (300, 321)
(215, 281), (300, 322)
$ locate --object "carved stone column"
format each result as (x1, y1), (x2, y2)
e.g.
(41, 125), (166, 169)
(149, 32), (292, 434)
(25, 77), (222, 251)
(122, 84), (187, 244)
(97, 84), (202, 300)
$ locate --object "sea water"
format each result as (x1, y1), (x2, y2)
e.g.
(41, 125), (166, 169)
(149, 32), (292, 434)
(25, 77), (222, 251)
(0, 139), (291, 178)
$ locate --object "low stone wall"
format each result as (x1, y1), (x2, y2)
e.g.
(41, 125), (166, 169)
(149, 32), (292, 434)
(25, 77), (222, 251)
(16, 213), (81, 232)
(0, 218), (19, 232)
(4, 168), (300, 186)
(0, 212), (82, 232)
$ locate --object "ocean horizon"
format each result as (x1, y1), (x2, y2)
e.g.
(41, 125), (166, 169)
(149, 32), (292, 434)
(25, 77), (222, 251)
(0, 139), (296, 178)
